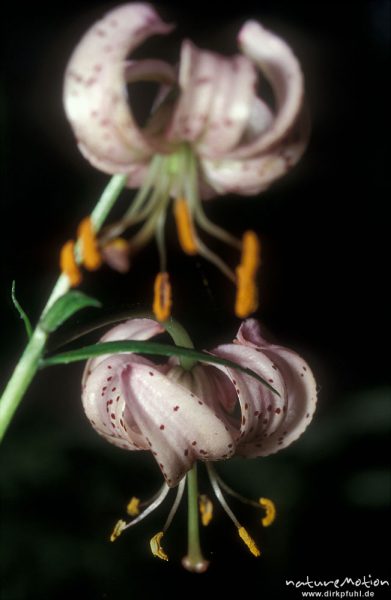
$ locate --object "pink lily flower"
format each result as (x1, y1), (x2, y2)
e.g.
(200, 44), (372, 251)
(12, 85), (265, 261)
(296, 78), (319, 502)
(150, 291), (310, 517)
(82, 317), (316, 568)
(64, 4), (308, 319)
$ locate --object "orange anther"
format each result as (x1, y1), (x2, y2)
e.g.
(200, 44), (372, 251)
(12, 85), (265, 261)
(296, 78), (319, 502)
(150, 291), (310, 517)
(174, 198), (198, 255)
(235, 231), (261, 318)
(153, 272), (172, 322)
(78, 217), (102, 271)
(60, 240), (82, 287)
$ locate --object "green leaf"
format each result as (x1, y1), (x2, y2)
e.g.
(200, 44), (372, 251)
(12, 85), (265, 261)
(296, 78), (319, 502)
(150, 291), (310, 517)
(11, 281), (33, 339)
(40, 340), (280, 396)
(40, 291), (102, 334)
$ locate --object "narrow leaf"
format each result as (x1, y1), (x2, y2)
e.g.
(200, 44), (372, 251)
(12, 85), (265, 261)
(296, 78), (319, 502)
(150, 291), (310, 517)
(40, 291), (102, 333)
(40, 340), (280, 396)
(11, 281), (33, 339)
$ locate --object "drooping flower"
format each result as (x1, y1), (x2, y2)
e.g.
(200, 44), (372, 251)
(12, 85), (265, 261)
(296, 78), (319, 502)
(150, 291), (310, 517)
(82, 317), (317, 570)
(64, 3), (308, 319)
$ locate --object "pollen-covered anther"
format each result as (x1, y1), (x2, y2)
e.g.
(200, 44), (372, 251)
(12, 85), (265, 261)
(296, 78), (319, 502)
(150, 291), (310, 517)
(150, 531), (169, 561)
(127, 496), (140, 517)
(102, 237), (130, 273)
(78, 216), (102, 271)
(238, 526), (261, 557)
(153, 272), (172, 322)
(110, 519), (126, 542)
(174, 198), (198, 255)
(235, 230), (261, 318)
(60, 240), (82, 287)
(199, 494), (213, 526)
(259, 497), (276, 527)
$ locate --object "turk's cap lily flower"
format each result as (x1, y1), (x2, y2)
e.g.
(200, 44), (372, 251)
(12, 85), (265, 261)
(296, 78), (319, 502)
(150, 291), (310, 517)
(62, 4), (308, 321)
(82, 317), (317, 486)
(64, 3), (307, 197)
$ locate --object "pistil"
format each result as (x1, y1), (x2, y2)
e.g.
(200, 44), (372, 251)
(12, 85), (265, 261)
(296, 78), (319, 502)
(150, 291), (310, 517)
(182, 463), (210, 573)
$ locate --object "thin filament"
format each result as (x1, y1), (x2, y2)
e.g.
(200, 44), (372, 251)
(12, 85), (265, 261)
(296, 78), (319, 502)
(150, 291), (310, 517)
(123, 484), (170, 530)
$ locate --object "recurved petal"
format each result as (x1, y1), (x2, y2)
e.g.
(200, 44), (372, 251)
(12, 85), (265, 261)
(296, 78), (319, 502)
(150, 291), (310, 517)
(211, 343), (286, 444)
(251, 345), (317, 455)
(200, 105), (309, 195)
(167, 42), (257, 157)
(230, 20), (304, 159)
(213, 323), (317, 457)
(121, 364), (235, 486)
(83, 318), (164, 381)
(64, 4), (174, 171)
(82, 354), (150, 451)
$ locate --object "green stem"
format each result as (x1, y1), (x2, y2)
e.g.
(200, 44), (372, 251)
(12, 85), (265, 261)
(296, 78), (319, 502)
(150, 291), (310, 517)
(163, 318), (196, 371)
(0, 174), (127, 442)
(182, 464), (209, 573)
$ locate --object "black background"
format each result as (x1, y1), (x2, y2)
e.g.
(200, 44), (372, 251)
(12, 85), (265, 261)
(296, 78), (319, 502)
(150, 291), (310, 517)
(1, 1), (390, 599)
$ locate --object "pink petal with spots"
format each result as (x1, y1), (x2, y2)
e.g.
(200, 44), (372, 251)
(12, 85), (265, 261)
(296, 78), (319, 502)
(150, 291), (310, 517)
(167, 41), (257, 158)
(83, 318), (164, 382)
(200, 105), (309, 195)
(82, 354), (151, 451)
(63, 4), (174, 173)
(212, 320), (317, 457)
(121, 363), (234, 486)
(231, 20), (305, 159)
(211, 343), (286, 447)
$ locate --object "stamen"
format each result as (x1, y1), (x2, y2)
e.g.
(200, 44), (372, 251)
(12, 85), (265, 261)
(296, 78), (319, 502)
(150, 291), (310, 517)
(123, 484), (170, 530)
(150, 531), (169, 561)
(238, 527), (261, 557)
(78, 216), (102, 271)
(259, 497), (276, 527)
(163, 478), (186, 532)
(207, 463), (261, 557)
(199, 495), (213, 526)
(102, 238), (130, 273)
(149, 480), (185, 562)
(174, 198), (198, 255)
(60, 240), (82, 287)
(126, 497), (140, 517)
(110, 519), (126, 542)
(235, 230), (261, 318)
(153, 272), (172, 322)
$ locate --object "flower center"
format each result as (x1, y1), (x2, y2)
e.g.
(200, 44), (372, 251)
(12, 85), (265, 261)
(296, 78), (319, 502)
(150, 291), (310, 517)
(64, 144), (261, 322)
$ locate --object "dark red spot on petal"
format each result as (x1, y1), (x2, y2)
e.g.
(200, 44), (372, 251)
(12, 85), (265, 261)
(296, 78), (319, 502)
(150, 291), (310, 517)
(173, 406), (180, 411)
(275, 407), (281, 414)
(160, 424), (165, 430)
